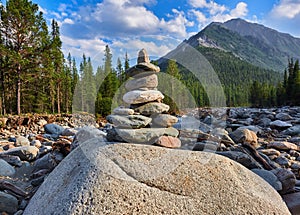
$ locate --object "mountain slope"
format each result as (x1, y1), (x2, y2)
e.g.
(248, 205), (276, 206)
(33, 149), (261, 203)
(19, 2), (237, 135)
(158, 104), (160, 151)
(182, 18), (300, 71)
(157, 19), (293, 106)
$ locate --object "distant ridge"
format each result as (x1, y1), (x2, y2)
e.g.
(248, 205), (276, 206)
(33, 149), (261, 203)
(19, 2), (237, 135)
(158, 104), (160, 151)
(167, 18), (300, 71)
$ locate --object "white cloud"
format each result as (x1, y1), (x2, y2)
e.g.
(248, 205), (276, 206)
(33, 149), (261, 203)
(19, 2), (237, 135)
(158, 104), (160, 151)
(61, 35), (108, 67)
(230, 2), (248, 17)
(271, 0), (300, 19)
(189, 1), (249, 30)
(63, 18), (75, 25)
(189, 0), (207, 8)
(38, 5), (48, 15)
(113, 38), (173, 59)
(51, 12), (62, 19)
(191, 9), (207, 23)
(59, 0), (192, 40)
(160, 9), (193, 37)
(188, 0), (226, 15)
(58, 4), (68, 12)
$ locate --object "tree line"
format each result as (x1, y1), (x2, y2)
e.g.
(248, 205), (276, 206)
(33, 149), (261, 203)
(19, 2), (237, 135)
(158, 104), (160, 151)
(0, 0), (70, 115)
(1, 0), (299, 117)
(0, 0), (128, 116)
(250, 58), (300, 107)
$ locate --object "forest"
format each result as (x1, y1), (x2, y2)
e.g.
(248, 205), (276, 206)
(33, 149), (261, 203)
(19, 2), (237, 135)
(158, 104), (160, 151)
(0, 0), (299, 117)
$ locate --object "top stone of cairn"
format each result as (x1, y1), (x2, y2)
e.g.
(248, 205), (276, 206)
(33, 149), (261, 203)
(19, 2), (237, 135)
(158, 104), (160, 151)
(137, 48), (150, 64)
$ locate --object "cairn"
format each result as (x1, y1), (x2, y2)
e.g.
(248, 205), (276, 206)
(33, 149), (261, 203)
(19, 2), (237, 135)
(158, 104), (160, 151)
(106, 49), (181, 148)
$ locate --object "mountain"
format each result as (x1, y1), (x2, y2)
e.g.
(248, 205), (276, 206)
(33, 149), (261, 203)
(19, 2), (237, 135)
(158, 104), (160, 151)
(178, 18), (300, 71)
(156, 18), (295, 107)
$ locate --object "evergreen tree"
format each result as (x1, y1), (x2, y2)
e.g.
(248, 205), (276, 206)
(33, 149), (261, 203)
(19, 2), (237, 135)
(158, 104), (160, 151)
(50, 20), (64, 113)
(95, 45), (119, 116)
(0, 0), (51, 114)
(160, 59), (182, 114)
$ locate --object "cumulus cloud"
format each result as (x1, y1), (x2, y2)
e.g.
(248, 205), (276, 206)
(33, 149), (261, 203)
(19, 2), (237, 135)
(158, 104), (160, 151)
(63, 18), (75, 25)
(189, 1), (249, 30)
(38, 5), (48, 15)
(189, 0), (226, 15)
(231, 2), (248, 17)
(270, 0), (300, 19)
(55, 0), (194, 64)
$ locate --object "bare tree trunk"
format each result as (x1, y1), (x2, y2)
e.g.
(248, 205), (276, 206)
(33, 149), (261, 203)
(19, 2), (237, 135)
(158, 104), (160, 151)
(57, 82), (60, 114)
(16, 64), (21, 115)
(0, 70), (5, 115)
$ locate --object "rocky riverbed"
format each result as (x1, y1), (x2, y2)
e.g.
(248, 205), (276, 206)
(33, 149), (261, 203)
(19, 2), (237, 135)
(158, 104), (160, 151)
(0, 107), (300, 214)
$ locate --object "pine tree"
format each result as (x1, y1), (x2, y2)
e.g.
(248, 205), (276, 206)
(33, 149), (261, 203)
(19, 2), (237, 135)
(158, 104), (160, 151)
(50, 20), (64, 114)
(0, 0), (51, 114)
(95, 45), (119, 116)
(160, 59), (182, 114)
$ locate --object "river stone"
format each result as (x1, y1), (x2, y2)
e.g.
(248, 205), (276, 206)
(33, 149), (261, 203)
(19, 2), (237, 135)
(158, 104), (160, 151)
(276, 112), (293, 121)
(251, 169), (282, 191)
(61, 128), (77, 136)
(152, 114), (178, 127)
(283, 125), (300, 136)
(193, 141), (219, 152)
(123, 90), (164, 104)
(275, 156), (291, 167)
(134, 102), (169, 115)
(1, 146), (39, 161)
(107, 127), (179, 143)
(0, 191), (18, 214)
(71, 127), (106, 151)
(268, 141), (300, 151)
(15, 136), (30, 147)
(216, 151), (262, 169)
(259, 148), (281, 157)
(112, 107), (135, 115)
(229, 128), (258, 148)
(44, 123), (64, 135)
(23, 143), (291, 215)
(155, 136), (181, 148)
(270, 120), (292, 129)
(125, 74), (158, 91)
(33, 153), (58, 171)
(106, 115), (151, 129)
(0, 154), (22, 167)
(31, 140), (42, 148)
(271, 168), (296, 194)
(283, 192), (300, 214)
(0, 159), (15, 176)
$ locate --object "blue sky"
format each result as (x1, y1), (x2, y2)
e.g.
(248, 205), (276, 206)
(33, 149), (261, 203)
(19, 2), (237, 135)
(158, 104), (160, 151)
(32, 0), (300, 68)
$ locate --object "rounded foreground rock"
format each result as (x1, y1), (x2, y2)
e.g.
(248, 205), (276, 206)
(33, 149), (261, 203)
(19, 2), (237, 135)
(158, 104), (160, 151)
(24, 142), (290, 215)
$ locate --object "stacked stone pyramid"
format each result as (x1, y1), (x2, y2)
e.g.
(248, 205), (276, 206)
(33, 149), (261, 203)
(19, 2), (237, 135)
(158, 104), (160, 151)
(106, 49), (181, 148)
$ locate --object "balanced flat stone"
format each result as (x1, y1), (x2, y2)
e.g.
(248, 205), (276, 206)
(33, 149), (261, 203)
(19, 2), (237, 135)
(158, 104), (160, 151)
(125, 74), (158, 91)
(106, 114), (152, 129)
(107, 127), (179, 143)
(126, 63), (160, 77)
(137, 48), (150, 64)
(23, 143), (291, 215)
(123, 90), (164, 104)
(112, 107), (135, 115)
(152, 114), (178, 127)
(134, 102), (170, 115)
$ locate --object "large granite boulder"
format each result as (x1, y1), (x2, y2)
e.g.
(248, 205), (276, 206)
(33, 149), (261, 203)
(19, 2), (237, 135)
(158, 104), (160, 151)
(24, 142), (290, 215)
